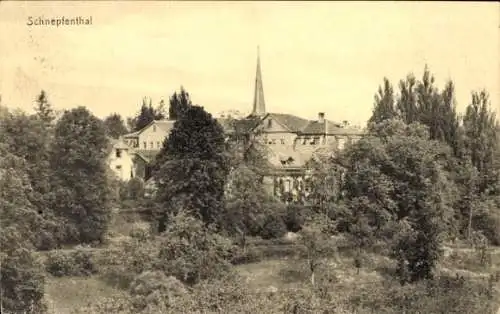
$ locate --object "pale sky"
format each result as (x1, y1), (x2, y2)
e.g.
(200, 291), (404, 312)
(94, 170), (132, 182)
(0, 1), (499, 126)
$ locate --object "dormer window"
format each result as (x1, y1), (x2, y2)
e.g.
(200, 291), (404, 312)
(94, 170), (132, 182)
(153, 125), (157, 132)
(267, 119), (272, 128)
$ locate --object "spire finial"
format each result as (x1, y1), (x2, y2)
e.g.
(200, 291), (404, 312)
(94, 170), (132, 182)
(251, 46), (266, 116)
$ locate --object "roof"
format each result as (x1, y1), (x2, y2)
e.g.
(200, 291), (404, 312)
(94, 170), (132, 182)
(266, 113), (310, 132)
(267, 148), (312, 169)
(217, 116), (262, 134)
(108, 137), (131, 150)
(133, 149), (160, 163)
(301, 120), (365, 135)
(122, 119), (176, 138)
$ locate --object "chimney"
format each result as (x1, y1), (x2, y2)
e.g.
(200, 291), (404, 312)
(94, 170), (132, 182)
(318, 112), (325, 123)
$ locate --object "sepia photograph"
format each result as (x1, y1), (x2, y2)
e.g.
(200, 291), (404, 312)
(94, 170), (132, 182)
(0, 1), (499, 313)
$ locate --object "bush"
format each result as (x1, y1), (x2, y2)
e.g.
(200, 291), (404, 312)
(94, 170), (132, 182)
(45, 247), (98, 277)
(99, 237), (161, 289)
(259, 213), (287, 240)
(283, 204), (310, 232)
(1, 248), (47, 313)
(129, 271), (187, 311)
(158, 212), (234, 285)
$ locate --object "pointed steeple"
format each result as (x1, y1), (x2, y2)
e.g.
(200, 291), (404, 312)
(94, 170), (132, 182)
(251, 46), (266, 116)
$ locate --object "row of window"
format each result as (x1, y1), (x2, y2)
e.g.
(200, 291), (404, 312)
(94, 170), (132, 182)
(261, 136), (347, 147)
(142, 141), (162, 149)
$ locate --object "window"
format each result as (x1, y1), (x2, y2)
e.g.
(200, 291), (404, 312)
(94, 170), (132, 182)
(115, 149), (122, 158)
(153, 125), (157, 132)
(271, 139), (276, 145)
(157, 141), (160, 148)
(150, 142), (154, 149)
(280, 138), (285, 144)
(311, 137), (319, 145)
(267, 119), (272, 128)
(338, 138), (346, 150)
(303, 136), (310, 145)
(115, 165), (122, 170)
(143, 142), (147, 149)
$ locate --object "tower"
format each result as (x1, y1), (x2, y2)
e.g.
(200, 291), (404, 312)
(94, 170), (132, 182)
(251, 46), (266, 116)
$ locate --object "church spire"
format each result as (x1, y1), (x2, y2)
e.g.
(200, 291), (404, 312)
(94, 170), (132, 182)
(251, 46), (266, 116)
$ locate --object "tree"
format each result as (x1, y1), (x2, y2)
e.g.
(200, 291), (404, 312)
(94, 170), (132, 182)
(0, 149), (48, 313)
(368, 77), (397, 126)
(50, 106), (111, 244)
(154, 105), (229, 229)
(157, 211), (234, 285)
(103, 113), (129, 139)
(168, 87), (192, 120)
(34, 90), (55, 128)
(341, 120), (456, 281)
(132, 97), (166, 132)
(0, 107), (57, 249)
(462, 90), (499, 195)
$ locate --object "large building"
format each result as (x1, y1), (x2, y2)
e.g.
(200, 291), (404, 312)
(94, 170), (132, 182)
(109, 50), (365, 201)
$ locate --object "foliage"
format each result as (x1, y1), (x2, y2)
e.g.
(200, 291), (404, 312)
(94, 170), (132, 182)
(157, 211), (234, 285)
(50, 106), (112, 244)
(368, 77), (397, 125)
(131, 97), (165, 131)
(283, 204), (311, 232)
(368, 66), (462, 156)
(259, 211), (288, 240)
(462, 90), (499, 195)
(342, 120), (456, 281)
(128, 271), (187, 311)
(168, 86), (192, 120)
(0, 247), (47, 313)
(99, 235), (161, 289)
(34, 90), (55, 127)
(119, 177), (145, 201)
(154, 105), (229, 227)
(45, 248), (98, 277)
(299, 216), (332, 286)
(103, 113), (128, 138)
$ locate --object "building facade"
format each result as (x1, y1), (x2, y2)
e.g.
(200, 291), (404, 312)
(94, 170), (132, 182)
(109, 50), (365, 200)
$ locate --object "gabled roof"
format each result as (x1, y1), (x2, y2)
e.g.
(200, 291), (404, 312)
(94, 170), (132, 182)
(217, 116), (262, 134)
(301, 120), (365, 136)
(122, 119), (176, 138)
(247, 112), (309, 133)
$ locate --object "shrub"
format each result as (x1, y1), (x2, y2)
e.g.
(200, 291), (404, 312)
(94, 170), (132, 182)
(45, 247), (97, 277)
(1, 247), (47, 313)
(99, 237), (160, 289)
(129, 271), (187, 311)
(283, 204), (309, 232)
(259, 213), (287, 240)
(158, 212), (234, 285)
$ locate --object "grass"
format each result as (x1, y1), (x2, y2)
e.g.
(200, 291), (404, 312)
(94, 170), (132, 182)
(44, 276), (127, 314)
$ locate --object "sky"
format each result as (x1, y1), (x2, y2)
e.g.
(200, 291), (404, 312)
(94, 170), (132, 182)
(0, 1), (499, 126)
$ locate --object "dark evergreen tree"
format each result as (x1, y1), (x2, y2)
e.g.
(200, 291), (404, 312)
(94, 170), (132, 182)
(103, 113), (128, 138)
(134, 98), (156, 131)
(34, 90), (55, 128)
(153, 105), (229, 229)
(132, 97), (166, 131)
(168, 87), (192, 120)
(50, 107), (111, 244)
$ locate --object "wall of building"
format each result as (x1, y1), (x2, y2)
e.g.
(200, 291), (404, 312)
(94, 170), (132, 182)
(108, 148), (135, 181)
(138, 123), (169, 151)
